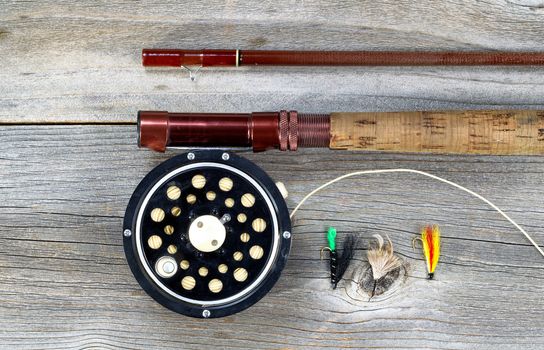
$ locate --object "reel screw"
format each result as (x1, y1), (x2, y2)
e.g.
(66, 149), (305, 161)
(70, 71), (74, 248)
(221, 152), (230, 161)
(282, 231), (291, 239)
(187, 152), (195, 160)
(202, 309), (211, 318)
(123, 229), (132, 237)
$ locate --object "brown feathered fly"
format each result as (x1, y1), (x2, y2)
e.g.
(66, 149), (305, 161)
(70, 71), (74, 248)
(366, 234), (402, 297)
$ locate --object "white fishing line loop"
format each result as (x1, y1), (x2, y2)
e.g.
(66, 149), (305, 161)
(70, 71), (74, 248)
(290, 169), (544, 258)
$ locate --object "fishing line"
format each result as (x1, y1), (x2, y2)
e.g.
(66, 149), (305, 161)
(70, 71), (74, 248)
(290, 168), (544, 258)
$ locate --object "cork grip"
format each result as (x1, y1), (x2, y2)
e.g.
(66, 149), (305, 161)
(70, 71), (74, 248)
(330, 110), (544, 155)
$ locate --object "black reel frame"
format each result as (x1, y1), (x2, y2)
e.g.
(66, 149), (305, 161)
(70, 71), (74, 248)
(123, 151), (292, 318)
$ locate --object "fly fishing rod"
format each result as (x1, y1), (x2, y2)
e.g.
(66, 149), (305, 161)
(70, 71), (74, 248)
(138, 110), (544, 155)
(142, 49), (544, 67)
(128, 110), (544, 318)
(129, 50), (544, 318)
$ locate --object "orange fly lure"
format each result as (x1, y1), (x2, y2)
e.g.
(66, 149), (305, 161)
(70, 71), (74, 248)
(419, 225), (441, 279)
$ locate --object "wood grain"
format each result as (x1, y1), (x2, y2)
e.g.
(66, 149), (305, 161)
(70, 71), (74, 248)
(0, 125), (543, 349)
(2, 1), (544, 122)
(1, 1), (544, 349)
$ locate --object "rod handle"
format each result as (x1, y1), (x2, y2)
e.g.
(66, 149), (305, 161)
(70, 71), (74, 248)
(329, 110), (544, 155)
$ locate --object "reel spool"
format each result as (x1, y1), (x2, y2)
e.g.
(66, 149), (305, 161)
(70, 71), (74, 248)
(123, 151), (291, 318)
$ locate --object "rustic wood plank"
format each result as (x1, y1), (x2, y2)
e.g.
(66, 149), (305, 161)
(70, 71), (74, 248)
(2, 1), (544, 123)
(2, 1), (544, 348)
(0, 125), (543, 349)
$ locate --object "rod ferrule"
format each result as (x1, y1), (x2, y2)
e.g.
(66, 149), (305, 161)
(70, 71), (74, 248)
(138, 111), (331, 152)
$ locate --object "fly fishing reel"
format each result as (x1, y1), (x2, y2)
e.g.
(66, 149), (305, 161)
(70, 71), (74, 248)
(123, 151), (291, 318)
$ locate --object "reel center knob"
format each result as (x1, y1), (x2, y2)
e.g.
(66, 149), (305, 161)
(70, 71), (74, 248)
(188, 215), (227, 252)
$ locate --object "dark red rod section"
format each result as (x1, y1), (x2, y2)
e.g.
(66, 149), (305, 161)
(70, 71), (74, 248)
(138, 110), (330, 152)
(142, 49), (544, 67)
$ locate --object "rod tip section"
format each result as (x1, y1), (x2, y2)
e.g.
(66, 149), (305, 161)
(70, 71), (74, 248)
(142, 49), (176, 67)
(142, 49), (238, 67)
(138, 111), (169, 152)
(142, 49), (202, 67)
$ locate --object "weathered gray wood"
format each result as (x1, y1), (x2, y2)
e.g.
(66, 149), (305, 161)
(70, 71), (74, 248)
(1, 1), (544, 348)
(0, 125), (543, 349)
(2, 1), (544, 122)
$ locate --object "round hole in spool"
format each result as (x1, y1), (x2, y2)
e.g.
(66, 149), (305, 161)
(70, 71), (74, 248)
(167, 245), (178, 254)
(219, 177), (233, 192)
(233, 268), (248, 282)
(252, 218), (266, 232)
(208, 279), (223, 293)
(233, 251), (243, 261)
(237, 213), (247, 223)
(192, 174), (206, 189)
(167, 185), (181, 200)
(240, 233), (250, 243)
(180, 260), (190, 270)
(218, 264), (228, 273)
(186, 194), (196, 204)
(241, 193), (255, 208)
(147, 235), (162, 249)
(206, 191), (216, 201)
(249, 245), (264, 260)
(198, 267), (209, 277)
(164, 225), (174, 235)
(150, 208), (165, 222)
(181, 276), (196, 290)
(171, 206), (181, 217)
(225, 198), (235, 208)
